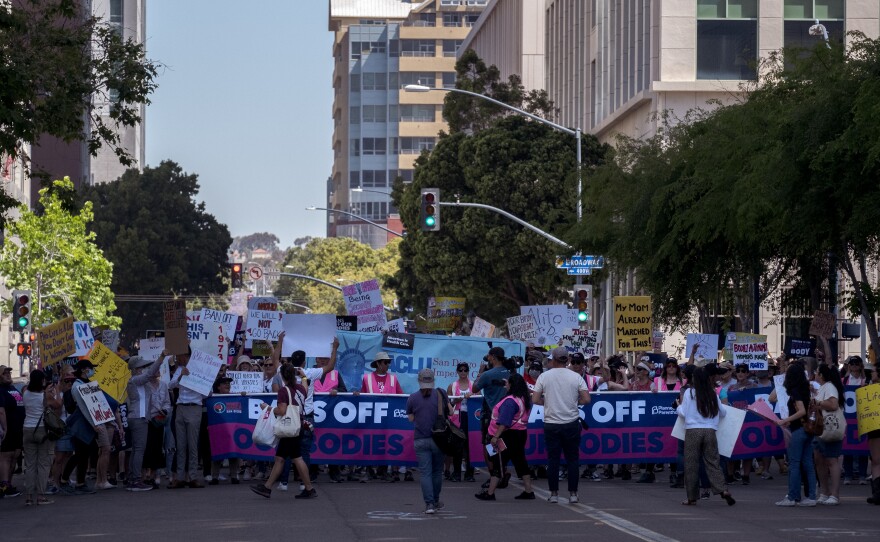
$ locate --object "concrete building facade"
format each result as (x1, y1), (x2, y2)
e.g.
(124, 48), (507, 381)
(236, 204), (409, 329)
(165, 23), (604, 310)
(328, 0), (487, 248)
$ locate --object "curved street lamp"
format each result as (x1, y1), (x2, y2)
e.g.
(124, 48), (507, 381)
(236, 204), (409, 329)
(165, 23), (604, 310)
(306, 206), (404, 237)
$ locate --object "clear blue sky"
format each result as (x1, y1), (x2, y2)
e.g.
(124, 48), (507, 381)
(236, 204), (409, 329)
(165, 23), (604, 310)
(145, 1), (333, 249)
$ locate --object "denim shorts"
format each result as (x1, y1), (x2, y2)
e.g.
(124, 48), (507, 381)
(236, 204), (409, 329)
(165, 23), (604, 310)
(54, 433), (75, 453)
(813, 438), (843, 458)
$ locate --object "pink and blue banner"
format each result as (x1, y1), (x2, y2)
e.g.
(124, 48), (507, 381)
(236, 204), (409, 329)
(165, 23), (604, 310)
(206, 386), (869, 465)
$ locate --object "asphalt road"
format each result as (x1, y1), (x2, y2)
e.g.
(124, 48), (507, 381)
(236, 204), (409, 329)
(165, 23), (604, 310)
(2, 468), (878, 542)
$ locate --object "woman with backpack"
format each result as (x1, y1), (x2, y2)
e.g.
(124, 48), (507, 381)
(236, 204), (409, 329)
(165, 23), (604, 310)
(22, 369), (61, 505)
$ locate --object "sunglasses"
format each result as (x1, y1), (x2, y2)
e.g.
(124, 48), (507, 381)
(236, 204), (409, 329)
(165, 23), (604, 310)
(457, 368), (469, 373)
(377, 360), (390, 364)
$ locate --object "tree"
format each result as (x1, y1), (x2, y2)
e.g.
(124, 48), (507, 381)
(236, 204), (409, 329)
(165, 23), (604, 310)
(0, 178), (120, 327)
(80, 160), (232, 341)
(231, 232), (280, 254)
(275, 237), (400, 315)
(391, 51), (609, 324)
(0, 0), (158, 224)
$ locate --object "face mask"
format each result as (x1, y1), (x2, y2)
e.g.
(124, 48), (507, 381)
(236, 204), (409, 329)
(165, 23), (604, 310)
(648, 370), (656, 379)
(529, 370), (541, 379)
(84, 369), (95, 379)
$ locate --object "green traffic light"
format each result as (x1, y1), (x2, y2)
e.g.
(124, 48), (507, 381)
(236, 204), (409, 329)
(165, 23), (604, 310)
(577, 312), (588, 322)
(17, 317), (29, 328)
(425, 216), (436, 227)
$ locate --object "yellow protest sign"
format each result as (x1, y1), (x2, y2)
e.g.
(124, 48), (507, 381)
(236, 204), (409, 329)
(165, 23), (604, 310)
(613, 296), (652, 351)
(427, 297), (466, 332)
(856, 383), (880, 437)
(89, 341), (131, 404)
(36, 317), (75, 366)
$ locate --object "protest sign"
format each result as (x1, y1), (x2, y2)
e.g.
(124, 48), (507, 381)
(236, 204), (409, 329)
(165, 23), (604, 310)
(722, 332), (765, 361)
(77, 381), (114, 426)
(37, 317), (75, 366)
(336, 316), (357, 331)
(809, 309), (835, 339)
(73, 321), (95, 357)
(163, 300), (188, 354)
(281, 314), (337, 357)
(645, 352), (668, 371)
(783, 336), (816, 358)
(187, 312), (228, 361)
(685, 333), (719, 361)
(88, 341), (131, 404)
(244, 297), (278, 349)
(672, 403), (745, 457)
(507, 314), (539, 343)
(201, 308), (238, 327)
(732, 341), (769, 371)
(856, 383), (880, 436)
(426, 296), (466, 332)
(101, 330), (120, 353)
(385, 318), (406, 333)
(139, 337), (165, 361)
(561, 329), (600, 356)
(228, 371), (263, 394)
(613, 296), (652, 351)
(229, 291), (248, 316)
(520, 305), (578, 347)
(652, 330), (664, 353)
(246, 308), (284, 342)
(470, 317), (495, 338)
(159, 357), (170, 385)
(179, 349), (223, 397)
(342, 280), (387, 332)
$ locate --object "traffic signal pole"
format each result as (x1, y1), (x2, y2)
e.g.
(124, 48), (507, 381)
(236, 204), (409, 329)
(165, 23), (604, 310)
(438, 201), (571, 249)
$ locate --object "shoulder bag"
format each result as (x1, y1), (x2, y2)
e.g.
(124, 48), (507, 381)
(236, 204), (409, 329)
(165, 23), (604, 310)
(274, 386), (302, 438)
(432, 389), (465, 455)
(41, 407), (67, 441)
(803, 399), (824, 436)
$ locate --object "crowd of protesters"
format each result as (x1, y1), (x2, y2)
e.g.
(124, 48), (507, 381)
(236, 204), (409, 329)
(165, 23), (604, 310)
(1, 335), (878, 514)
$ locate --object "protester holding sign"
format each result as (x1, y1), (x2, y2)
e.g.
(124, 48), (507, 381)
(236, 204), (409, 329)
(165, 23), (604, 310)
(774, 363), (818, 507)
(144, 357), (171, 489)
(813, 364), (845, 506)
(125, 355), (163, 492)
(841, 356), (870, 486)
(62, 359), (100, 495)
(168, 346), (209, 488)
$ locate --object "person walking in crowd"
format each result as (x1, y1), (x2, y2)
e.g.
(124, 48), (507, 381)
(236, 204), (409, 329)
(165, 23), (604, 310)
(62, 359), (99, 495)
(813, 364), (844, 506)
(532, 347), (590, 504)
(406, 368), (449, 514)
(48, 366), (75, 495)
(168, 346), (208, 489)
(841, 356), (869, 485)
(774, 363), (818, 507)
(447, 362), (475, 482)
(144, 356), (171, 489)
(725, 364), (756, 485)
(357, 350), (405, 482)
(250, 364), (316, 499)
(474, 346), (512, 487)
(22, 369), (61, 505)
(475, 373), (535, 501)
(0, 365), (24, 498)
(313, 344), (346, 483)
(675, 366), (736, 506)
(125, 355), (163, 492)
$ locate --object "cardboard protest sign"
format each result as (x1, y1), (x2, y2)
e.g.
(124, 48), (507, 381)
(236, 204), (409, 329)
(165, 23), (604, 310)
(427, 296), (466, 332)
(385, 318), (406, 333)
(336, 315), (357, 331)
(613, 296), (652, 351)
(281, 314), (337, 358)
(561, 329), (600, 356)
(856, 383), (880, 437)
(88, 341), (131, 404)
(470, 317), (495, 338)
(685, 333), (719, 361)
(228, 371), (263, 394)
(163, 300), (188, 354)
(179, 348), (223, 397)
(101, 330), (120, 353)
(342, 280), (387, 332)
(672, 403), (744, 457)
(201, 308), (238, 327)
(73, 321), (95, 357)
(77, 381), (114, 426)
(520, 305), (578, 347)
(246, 308), (284, 342)
(139, 337), (165, 360)
(783, 336), (816, 358)
(722, 332), (765, 360)
(37, 317), (75, 366)
(732, 341), (769, 371)
(187, 312), (229, 361)
(809, 309), (835, 339)
(507, 314), (539, 343)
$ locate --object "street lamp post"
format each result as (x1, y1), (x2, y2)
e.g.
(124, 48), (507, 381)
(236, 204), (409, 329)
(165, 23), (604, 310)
(305, 206), (404, 238)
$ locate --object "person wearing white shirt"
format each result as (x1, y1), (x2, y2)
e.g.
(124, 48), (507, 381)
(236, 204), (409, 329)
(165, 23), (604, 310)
(167, 346), (207, 489)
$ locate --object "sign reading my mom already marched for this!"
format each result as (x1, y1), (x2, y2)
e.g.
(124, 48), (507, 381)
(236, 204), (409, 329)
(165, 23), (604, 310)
(613, 296), (652, 351)
(88, 341), (131, 404)
(37, 317), (76, 366)
(163, 299), (188, 354)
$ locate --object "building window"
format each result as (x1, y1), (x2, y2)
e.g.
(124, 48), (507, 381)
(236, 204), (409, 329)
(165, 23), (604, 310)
(442, 72), (456, 89)
(400, 72), (436, 87)
(442, 13), (462, 27)
(413, 13), (436, 27)
(440, 0), (462, 6)
(362, 105), (387, 123)
(389, 39), (399, 57)
(110, 0), (123, 33)
(350, 139), (360, 156)
(783, 1), (844, 51)
(389, 137), (399, 155)
(399, 105), (435, 122)
(696, 0), (758, 80)
(362, 138), (387, 155)
(362, 170), (388, 188)
(389, 72), (399, 89)
(388, 105), (399, 122)
(467, 0), (488, 5)
(359, 19), (387, 25)
(398, 169), (415, 183)
(464, 14), (480, 27)
(401, 39), (436, 57)
(349, 106), (360, 124)
(442, 40), (463, 57)
(350, 74), (360, 90)
(399, 137), (436, 154)
(362, 72), (387, 90)
(350, 171), (360, 188)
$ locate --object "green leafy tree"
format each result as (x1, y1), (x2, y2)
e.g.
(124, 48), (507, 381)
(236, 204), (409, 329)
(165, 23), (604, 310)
(0, 178), (120, 327)
(80, 160), (232, 341)
(232, 232), (281, 253)
(275, 237), (400, 315)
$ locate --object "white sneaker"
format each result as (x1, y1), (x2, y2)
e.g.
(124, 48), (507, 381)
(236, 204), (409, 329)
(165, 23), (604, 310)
(842, 477), (852, 485)
(591, 472), (602, 482)
(775, 497), (797, 507)
(242, 471), (252, 481)
(218, 475), (228, 481)
(821, 496), (839, 506)
(548, 494), (559, 503)
(817, 494), (829, 504)
(425, 504), (436, 515)
(204, 475), (213, 482)
(299, 483), (305, 491)
(277, 483), (288, 491)
(798, 498), (817, 507)
(569, 494), (579, 504)
(859, 478), (869, 486)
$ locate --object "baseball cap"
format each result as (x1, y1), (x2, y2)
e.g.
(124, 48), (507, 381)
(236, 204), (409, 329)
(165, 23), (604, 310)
(569, 353), (585, 365)
(417, 368), (435, 389)
(550, 347), (569, 361)
(74, 359), (97, 371)
(0, 365), (11, 373)
(483, 346), (506, 362)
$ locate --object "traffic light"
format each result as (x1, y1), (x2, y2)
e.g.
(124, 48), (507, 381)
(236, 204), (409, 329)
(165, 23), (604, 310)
(16, 343), (32, 357)
(573, 285), (592, 325)
(12, 290), (32, 332)
(420, 188), (441, 232)
(231, 263), (243, 289)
